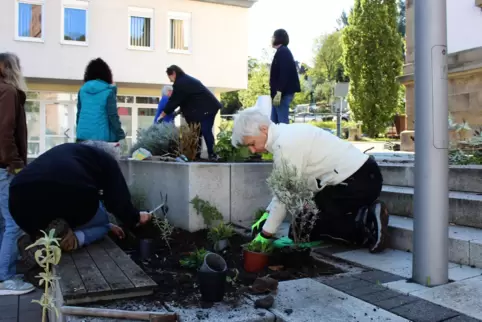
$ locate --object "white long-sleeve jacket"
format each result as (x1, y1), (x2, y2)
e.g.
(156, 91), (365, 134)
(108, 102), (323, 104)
(262, 123), (369, 235)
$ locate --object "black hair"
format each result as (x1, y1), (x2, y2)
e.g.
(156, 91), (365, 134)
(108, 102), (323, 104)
(83, 58), (113, 84)
(273, 29), (289, 46)
(166, 65), (185, 77)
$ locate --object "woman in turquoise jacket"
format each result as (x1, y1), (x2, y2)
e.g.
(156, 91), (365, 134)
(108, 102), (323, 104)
(76, 58), (125, 143)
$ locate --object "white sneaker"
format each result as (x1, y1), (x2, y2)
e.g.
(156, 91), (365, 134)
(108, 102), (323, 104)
(0, 279), (35, 295)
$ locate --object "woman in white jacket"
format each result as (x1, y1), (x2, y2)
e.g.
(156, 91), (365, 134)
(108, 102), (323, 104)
(231, 108), (389, 253)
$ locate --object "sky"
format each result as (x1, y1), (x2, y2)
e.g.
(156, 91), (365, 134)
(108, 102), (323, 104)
(248, 0), (355, 66)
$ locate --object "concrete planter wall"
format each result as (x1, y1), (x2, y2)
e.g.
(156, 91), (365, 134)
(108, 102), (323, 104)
(119, 160), (273, 232)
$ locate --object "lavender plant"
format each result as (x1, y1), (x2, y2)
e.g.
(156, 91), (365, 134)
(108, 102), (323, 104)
(266, 158), (318, 244)
(130, 123), (179, 156)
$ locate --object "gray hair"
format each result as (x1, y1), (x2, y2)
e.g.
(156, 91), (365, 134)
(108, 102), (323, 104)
(231, 107), (272, 147)
(0, 53), (27, 92)
(162, 85), (173, 96)
(81, 140), (121, 161)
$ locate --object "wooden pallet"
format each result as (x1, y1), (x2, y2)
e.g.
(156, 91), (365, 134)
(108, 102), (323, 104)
(54, 237), (157, 306)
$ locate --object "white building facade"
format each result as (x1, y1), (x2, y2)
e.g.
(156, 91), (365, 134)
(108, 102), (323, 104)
(0, 0), (255, 156)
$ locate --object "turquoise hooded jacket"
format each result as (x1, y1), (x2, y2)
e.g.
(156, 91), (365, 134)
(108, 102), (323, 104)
(76, 80), (125, 142)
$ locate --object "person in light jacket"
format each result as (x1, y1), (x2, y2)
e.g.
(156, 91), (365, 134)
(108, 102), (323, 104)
(270, 29), (301, 124)
(0, 52), (35, 295)
(231, 108), (389, 253)
(76, 58), (125, 143)
(154, 85), (175, 124)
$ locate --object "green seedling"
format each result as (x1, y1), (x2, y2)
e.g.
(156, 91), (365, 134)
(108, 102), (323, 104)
(190, 196), (223, 227)
(179, 248), (208, 269)
(246, 240), (274, 254)
(207, 222), (235, 243)
(152, 216), (174, 252)
(26, 229), (62, 322)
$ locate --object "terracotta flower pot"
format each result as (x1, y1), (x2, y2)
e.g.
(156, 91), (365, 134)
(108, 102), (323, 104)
(243, 249), (269, 273)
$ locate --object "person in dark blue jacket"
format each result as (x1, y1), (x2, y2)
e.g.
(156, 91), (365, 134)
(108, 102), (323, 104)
(270, 29), (301, 124)
(76, 58), (126, 142)
(159, 65), (221, 160)
(154, 86), (175, 124)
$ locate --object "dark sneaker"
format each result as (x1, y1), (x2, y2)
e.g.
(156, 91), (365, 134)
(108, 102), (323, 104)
(208, 153), (219, 162)
(46, 218), (79, 252)
(365, 201), (389, 253)
(17, 234), (38, 270)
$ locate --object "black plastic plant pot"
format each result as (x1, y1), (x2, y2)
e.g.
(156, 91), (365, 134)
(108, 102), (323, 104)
(197, 270), (227, 302)
(138, 238), (154, 260)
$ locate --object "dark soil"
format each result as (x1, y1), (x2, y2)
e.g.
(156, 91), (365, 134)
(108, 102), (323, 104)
(113, 221), (343, 307)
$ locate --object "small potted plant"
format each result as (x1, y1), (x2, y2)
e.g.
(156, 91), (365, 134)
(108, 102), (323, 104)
(243, 240), (274, 273)
(207, 222), (235, 252)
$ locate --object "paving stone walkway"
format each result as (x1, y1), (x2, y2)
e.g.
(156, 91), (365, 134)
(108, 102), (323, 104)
(317, 270), (481, 322)
(0, 289), (42, 322)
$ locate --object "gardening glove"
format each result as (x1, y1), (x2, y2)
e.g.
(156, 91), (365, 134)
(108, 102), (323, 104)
(272, 92), (282, 107)
(253, 233), (272, 245)
(251, 212), (270, 238)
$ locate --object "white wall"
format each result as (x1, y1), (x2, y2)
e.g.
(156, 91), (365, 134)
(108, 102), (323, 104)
(0, 0), (248, 90)
(447, 0), (482, 54)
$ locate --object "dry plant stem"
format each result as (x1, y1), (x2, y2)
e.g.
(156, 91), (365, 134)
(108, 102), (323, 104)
(179, 123), (200, 160)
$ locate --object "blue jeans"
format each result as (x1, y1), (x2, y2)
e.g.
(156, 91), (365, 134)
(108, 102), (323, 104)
(271, 94), (294, 124)
(0, 169), (22, 281)
(74, 203), (110, 247)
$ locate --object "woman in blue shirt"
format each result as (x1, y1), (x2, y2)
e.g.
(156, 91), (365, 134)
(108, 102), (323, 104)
(154, 86), (174, 124)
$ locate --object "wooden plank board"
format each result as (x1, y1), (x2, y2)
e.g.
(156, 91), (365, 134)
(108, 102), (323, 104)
(71, 248), (111, 294)
(56, 237), (156, 305)
(86, 242), (135, 291)
(101, 238), (157, 288)
(56, 253), (87, 297)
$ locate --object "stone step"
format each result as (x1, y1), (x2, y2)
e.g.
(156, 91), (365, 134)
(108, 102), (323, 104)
(379, 163), (482, 193)
(381, 185), (482, 229)
(389, 215), (482, 268)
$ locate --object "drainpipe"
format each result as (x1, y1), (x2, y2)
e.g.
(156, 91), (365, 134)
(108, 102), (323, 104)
(412, 0), (449, 286)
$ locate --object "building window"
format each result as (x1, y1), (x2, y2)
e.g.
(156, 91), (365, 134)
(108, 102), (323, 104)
(15, 0), (44, 42)
(61, 0), (88, 45)
(128, 7), (154, 50)
(168, 12), (191, 53)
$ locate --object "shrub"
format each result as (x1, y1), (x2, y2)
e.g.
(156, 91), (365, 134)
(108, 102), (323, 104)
(130, 123), (179, 156)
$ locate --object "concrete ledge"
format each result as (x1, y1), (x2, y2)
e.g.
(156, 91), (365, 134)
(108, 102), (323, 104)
(389, 215), (482, 268)
(230, 163), (272, 225)
(119, 160), (272, 232)
(119, 160), (231, 231)
(381, 185), (482, 229)
(379, 163), (482, 193)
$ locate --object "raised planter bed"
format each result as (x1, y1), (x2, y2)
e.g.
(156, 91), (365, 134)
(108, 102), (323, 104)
(119, 160), (273, 232)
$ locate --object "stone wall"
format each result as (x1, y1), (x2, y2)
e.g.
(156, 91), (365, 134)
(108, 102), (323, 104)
(402, 0), (482, 136)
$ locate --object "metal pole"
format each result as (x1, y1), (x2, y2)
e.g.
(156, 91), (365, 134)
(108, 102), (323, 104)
(336, 97), (342, 138)
(412, 0), (449, 286)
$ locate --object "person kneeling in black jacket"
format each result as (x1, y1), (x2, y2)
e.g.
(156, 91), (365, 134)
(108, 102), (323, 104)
(9, 142), (152, 270)
(158, 65), (221, 160)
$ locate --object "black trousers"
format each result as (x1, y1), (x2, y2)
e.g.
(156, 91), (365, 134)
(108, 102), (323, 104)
(188, 112), (217, 158)
(291, 157), (383, 244)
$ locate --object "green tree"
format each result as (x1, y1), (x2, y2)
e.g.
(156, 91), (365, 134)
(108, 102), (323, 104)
(238, 63), (270, 108)
(342, 0), (403, 137)
(313, 31), (344, 82)
(220, 91), (242, 114)
(336, 10), (350, 30)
